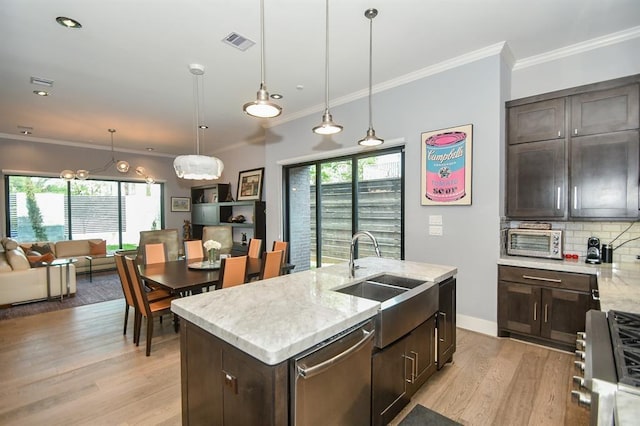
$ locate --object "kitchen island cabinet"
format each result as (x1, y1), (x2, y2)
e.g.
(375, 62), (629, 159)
(172, 258), (457, 425)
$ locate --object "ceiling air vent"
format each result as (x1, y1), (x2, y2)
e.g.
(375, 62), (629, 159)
(222, 32), (255, 51)
(30, 76), (54, 87)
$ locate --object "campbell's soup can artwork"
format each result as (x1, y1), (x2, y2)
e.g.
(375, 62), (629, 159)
(424, 131), (467, 202)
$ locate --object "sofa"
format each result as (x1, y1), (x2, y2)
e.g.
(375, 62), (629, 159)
(19, 239), (117, 275)
(0, 238), (77, 306)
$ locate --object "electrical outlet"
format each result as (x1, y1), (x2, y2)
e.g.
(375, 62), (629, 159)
(429, 225), (443, 236)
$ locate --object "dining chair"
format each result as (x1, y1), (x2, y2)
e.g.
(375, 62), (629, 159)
(219, 255), (248, 289)
(258, 250), (284, 280)
(124, 255), (177, 356)
(137, 229), (180, 263)
(272, 240), (288, 265)
(114, 253), (171, 342)
(184, 239), (204, 260)
(247, 238), (262, 259)
(144, 242), (166, 265)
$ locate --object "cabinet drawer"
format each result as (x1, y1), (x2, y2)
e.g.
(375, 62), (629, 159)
(498, 265), (592, 292)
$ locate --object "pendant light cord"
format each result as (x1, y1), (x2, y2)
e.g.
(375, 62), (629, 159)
(367, 13), (373, 129)
(324, 0), (330, 111)
(260, 0), (266, 87)
(193, 73), (200, 155)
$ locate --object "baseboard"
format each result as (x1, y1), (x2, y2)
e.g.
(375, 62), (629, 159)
(457, 314), (497, 337)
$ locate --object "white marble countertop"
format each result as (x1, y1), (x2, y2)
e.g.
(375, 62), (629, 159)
(171, 257), (457, 365)
(498, 255), (640, 315)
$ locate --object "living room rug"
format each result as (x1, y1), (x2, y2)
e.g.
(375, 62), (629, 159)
(398, 404), (462, 426)
(0, 270), (124, 320)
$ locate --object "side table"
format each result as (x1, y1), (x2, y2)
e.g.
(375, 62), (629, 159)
(84, 254), (114, 282)
(47, 258), (77, 301)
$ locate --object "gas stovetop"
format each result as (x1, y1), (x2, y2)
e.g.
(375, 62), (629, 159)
(608, 310), (640, 390)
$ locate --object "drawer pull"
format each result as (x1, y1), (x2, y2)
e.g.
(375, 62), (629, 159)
(522, 275), (562, 283)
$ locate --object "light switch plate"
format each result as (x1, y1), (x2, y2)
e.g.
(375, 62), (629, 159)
(429, 225), (443, 236)
(429, 215), (443, 225)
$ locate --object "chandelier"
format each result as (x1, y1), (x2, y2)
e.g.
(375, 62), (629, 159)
(60, 129), (153, 182)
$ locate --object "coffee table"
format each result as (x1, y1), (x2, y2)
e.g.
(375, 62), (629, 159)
(47, 258), (77, 301)
(84, 253), (114, 282)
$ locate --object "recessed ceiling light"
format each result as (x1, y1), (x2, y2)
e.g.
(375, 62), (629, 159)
(33, 90), (49, 96)
(18, 126), (33, 135)
(146, 147), (154, 152)
(56, 16), (82, 28)
(198, 125), (208, 129)
(271, 94), (283, 99)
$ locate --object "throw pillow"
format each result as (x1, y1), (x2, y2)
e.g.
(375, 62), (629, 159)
(6, 248), (30, 270)
(27, 252), (55, 266)
(3, 238), (19, 250)
(31, 243), (54, 256)
(89, 240), (107, 255)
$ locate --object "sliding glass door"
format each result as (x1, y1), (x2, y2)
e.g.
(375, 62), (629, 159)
(285, 147), (404, 271)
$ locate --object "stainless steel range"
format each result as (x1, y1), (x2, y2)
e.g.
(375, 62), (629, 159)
(573, 310), (640, 425)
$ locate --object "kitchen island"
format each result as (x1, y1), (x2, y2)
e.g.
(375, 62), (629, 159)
(171, 257), (457, 425)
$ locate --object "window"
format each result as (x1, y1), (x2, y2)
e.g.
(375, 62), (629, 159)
(284, 147), (404, 271)
(5, 175), (163, 250)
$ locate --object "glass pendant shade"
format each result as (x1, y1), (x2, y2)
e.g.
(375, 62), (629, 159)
(60, 170), (76, 181)
(75, 169), (89, 180)
(173, 155), (224, 180)
(116, 160), (130, 173)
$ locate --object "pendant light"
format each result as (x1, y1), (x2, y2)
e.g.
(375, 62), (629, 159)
(312, 0), (342, 135)
(358, 8), (383, 147)
(243, 0), (282, 118)
(174, 64), (224, 180)
(60, 129), (138, 181)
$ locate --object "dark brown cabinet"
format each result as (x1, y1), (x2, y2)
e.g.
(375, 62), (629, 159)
(181, 321), (288, 426)
(372, 316), (437, 426)
(507, 140), (566, 218)
(570, 130), (639, 218)
(497, 265), (599, 351)
(437, 277), (456, 369)
(506, 75), (640, 220)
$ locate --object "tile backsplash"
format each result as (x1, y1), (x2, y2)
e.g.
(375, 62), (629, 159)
(502, 219), (640, 263)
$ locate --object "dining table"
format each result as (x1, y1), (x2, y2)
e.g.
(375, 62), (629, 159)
(137, 257), (294, 295)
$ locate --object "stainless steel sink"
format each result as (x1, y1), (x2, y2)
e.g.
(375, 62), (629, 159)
(333, 273), (439, 348)
(335, 280), (408, 302)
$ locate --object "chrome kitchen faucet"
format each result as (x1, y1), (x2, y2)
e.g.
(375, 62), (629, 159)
(349, 231), (382, 277)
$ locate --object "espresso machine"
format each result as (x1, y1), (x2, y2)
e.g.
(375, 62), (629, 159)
(586, 237), (601, 264)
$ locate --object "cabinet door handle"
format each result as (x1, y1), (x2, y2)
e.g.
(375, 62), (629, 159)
(403, 353), (416, 384)
(573, 186), (578, 210)
(411, 350), (419, 380)
(439, 312), (447, 343)
(556, 187), (561, 210)
(574, 128), (578, 135)
(533, 302), (537, 321)
(557, 130), (561, 137)
(522, 275), (562, 283)
(544, 304), (549, 323)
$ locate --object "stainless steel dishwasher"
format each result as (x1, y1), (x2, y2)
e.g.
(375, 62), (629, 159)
(291, 319), (375, 425)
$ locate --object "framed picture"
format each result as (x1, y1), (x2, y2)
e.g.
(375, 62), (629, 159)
(237, 167), (264, 201)
(171, 197), (191, 212)
(421, 124), (473, 206)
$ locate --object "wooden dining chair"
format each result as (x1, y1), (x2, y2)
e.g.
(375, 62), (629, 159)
(184, 240), (204, 260)
(247, 238), (262, 258)
(144, 242), (166, 265)
(272, 240), (288, 265)
(124, 255), (177, 356)
(259, 250), (284, 280)
(114, 253), (171, 341)
(219, 255), (248, 289)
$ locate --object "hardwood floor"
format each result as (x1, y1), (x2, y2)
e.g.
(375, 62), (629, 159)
(0, 300), (589, 425)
